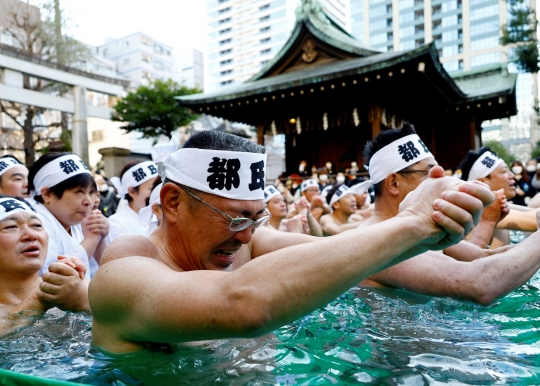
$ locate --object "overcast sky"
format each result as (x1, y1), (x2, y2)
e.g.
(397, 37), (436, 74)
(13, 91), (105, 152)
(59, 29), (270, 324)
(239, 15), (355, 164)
(31, 0), (208, 66)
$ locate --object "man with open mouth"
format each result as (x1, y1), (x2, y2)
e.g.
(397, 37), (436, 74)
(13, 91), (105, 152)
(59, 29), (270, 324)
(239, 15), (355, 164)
(89, 130), (494, 355)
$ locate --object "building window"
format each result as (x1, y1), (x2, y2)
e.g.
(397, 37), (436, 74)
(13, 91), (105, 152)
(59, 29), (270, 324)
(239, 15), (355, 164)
(415, 10), (423, 20)
(471, 51), (501, 67)
(259, 4), (270, 10)
(155, 62), (164, 70)
(400, 12), (414, 23)
(442, 45), (458, 56)
(400, 26), (415, 38)
(218, 0), (229, 3)
(470, 4), (499, 21)
(92, 130), (103, 142)
(414, 25), (424, 34)
(443, 60), (459, 72)
(261, 60), (269, 65)
(219, 17), (231, 24)
(218, 7), (231, 13)
(221, 80), (233, 86)
(123, 41), (129, 48)
(442, 15), (458, 27)
(141, 37), (152, 46)
(434, 34), (442, 46)
(260, 37), (271, 43)
(220, 69), (232, 75)
(260, 48), (271, 54)
(220, 28), (231, 34)
(415, 38), (424, 47)
(220, 59), (232, 65)
(220, 49), (232, 55)
(260, 26), (271, 33)
(259, 15), (270, 22)
(470, 19), (499, 36)
(370, 32), (387, 45)
(470, 35), (499, 51)
(401, 40), (415, 50)
(123, 58), (130, 65)
(432, 4), (441, 14)
(154, 44), (163, 53)
(141, 53), (152, 63)
(220, 38), (232, 45)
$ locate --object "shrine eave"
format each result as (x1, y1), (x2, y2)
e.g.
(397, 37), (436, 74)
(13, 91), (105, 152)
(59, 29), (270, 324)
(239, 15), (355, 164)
(177, 44), (465, 108)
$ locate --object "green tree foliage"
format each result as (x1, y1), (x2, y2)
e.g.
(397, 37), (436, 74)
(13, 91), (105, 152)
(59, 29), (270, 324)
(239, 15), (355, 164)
(501, 0), (539, 73)
(531, 141), (540, 159)
(485, 140), (516, 166)
(112, 79), (200, 140)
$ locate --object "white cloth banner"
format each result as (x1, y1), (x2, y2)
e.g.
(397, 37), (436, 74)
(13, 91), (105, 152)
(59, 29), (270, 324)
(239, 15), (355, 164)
(329, 184), (352, 211)
(110, 161), (158, 199)
(263, 185), (281, 203)
(301, 179), (319, 191)
(0, 157), (26, 178)
(0, 197), (34, 221)
(467, 151), (504, 182)
(368, 134), (434, 186)
(139, 183), (162, 228)
(161, 148), (267, 201)
(33, 154), (91, 195)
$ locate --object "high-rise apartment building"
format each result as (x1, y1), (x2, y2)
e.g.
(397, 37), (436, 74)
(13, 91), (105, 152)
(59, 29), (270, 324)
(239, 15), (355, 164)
(98, 32), (175, 87)
(206, 0), (351, 91)
(351, 0), (538, 162)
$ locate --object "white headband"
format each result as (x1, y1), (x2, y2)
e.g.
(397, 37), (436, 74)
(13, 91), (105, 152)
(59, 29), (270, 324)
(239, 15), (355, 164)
(328, 185), (352, 212)
(110, 161), (158, 200)
(264, 185), (282, 203)
(0, 197), (34, 222)
(467, 151), (504, 182)
(33, 154), (91, 195)
(154, 136), (179, 177)
(160, 148), (267, 201)
(368, 134), (434, 186)
(0, 157), (26, 178)
(350, 181), (372, 196)
(321, 184), (332, 199)
(301, 179), (319, 191)
(139, 182), (162, 228)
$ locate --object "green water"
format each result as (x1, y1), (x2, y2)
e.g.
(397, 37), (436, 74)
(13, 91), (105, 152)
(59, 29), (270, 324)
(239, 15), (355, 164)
(1, 270), (540, 385)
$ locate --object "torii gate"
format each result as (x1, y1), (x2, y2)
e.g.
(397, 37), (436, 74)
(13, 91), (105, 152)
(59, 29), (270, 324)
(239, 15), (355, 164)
(0, 44), (130, 164)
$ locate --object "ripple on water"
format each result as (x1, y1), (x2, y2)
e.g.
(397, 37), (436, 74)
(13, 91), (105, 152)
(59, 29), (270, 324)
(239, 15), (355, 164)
(1, 274), (540, 384)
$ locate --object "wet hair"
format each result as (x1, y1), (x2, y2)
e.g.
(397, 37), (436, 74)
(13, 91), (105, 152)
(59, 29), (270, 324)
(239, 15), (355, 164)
(363, 123), (417, 197)
(459, 147), (493, 182)
(325, 183), (345, 207)
(119, 160), (147, 203)
(28, 152), (95, 204)
(163, 131), (266, 211)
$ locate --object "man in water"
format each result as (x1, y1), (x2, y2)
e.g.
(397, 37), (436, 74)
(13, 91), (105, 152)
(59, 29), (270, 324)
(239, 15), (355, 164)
(320, 184), (363, 235)
(358, 124), (540, 304)
(295, 179), (330, 221)
(89, 131), (492, 354)
(460, 148), (538, 246)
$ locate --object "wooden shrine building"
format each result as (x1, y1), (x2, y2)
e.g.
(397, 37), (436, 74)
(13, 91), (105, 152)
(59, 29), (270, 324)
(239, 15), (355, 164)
(177, 0), (517, 172)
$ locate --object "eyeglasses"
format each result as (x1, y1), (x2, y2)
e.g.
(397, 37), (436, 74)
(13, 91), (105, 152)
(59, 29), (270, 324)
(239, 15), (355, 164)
(179, 186), (271, 232)
(397, 169), (431, 175)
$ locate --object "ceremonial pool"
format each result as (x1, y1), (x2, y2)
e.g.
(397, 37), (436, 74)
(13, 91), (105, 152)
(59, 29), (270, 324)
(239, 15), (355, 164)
(2, 268), (540, 385)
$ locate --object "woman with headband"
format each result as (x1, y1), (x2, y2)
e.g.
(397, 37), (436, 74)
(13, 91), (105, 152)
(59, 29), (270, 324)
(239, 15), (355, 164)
(0, 155), (29, 198)
(28, 153), (109, 279)
(108, 160), (159, 241)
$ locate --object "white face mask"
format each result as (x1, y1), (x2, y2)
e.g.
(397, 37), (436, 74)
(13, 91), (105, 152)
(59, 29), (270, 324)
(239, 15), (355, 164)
(336, 175), (345, 183)
(512, 166), (523, 175)
(325, 163), (332, 169)
(320, 174), (328, 182)
(527, 165), (536, 173)
(99, 184), (108, 192)
(299, 164), (305, 172)
(292, 183), (298, 189)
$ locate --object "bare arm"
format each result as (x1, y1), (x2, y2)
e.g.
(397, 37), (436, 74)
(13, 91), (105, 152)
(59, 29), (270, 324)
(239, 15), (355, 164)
(367, 230), (540, 305)
(320, 215), (362, 236)
(90, 172), (493, 352)
(497, 208), (538, 231)
(306, 211), (322, 237)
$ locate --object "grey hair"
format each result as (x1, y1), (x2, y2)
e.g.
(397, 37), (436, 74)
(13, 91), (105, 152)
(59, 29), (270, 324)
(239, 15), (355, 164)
(182, 130), (265, 154)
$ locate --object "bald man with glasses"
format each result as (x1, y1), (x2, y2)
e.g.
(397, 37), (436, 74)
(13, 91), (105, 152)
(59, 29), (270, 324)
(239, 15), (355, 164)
(89, 130), (493, 355)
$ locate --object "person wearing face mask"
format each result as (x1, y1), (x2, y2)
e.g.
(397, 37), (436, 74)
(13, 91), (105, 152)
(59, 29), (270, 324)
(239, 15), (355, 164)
(108, 160), (159, 241)
(510, 161), (534, 206)
(525, 160), (538, 186)
(318, 169), (331, 189)
(335, 172), (346, 184)
(0, 156), (29, 198)
(94, 175), (118, 218)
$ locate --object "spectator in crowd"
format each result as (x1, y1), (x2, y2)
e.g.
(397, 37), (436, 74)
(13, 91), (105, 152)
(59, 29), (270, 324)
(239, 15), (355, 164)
(0, 155), (29, 198)
(94, 175), (118, 218)
(510, 160), (534, 206)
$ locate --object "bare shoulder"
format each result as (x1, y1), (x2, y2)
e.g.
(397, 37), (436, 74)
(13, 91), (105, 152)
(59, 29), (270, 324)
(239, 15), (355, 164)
(319, 214), (332, 224)
(101, 234), (159, 266)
